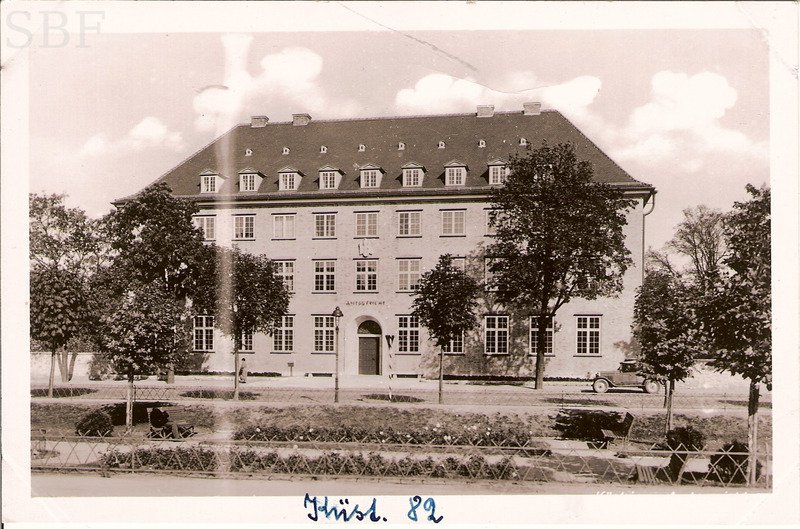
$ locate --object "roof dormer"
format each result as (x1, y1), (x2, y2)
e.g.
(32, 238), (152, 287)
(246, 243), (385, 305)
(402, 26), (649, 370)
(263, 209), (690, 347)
(443, 160), (468, 186)
(487, 158), (509, 185)
(318, 165), (343, 190)
(199, 170), (220, 194)
(401, 162), (425, 187)
(277, 166), (302, 191)
(238, 169), (262, 193)
(359, 163), (384, 189)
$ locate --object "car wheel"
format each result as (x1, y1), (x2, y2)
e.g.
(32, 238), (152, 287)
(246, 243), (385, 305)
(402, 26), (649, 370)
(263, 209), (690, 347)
(592, 379), (609, 394)
(643, 380), (660, 394)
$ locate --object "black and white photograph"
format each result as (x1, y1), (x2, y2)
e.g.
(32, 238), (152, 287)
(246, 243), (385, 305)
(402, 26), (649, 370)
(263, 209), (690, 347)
(2, 1), (798, 526)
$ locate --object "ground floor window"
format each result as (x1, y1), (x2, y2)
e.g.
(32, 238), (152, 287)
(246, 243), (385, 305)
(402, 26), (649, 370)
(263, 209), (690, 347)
(273, 315), (294, 353)
(442, 331), (464, 354)
(485, 315), (508, 354)
(314, 315), (335, 352)
(241, 330), (253, 352)
(398, 315), (420, 353)
(194, 315), (214, 351)
(576, 315), (601, 355)
(529, 316), (554, 356)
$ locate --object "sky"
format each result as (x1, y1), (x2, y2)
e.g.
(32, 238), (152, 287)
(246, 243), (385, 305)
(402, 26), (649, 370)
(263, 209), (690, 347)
(26, 10), (772, 253)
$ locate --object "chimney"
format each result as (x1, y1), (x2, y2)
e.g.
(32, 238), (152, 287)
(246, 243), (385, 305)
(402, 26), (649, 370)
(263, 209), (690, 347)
(476, 105), (495, 118)
(523, 102), (541, 116)
(292, 113), (312, 126)
(250, 116), (269, 128)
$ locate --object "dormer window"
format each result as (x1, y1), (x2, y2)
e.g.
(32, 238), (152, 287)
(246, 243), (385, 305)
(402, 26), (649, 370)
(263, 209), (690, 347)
(478, 139), (486, 148)
(245, 148), (253, 156)
(358, 144), (366, 152)
(200, 172), (218, 193)
(278, 167), (301, 191)
(320, 145), (328, 154)
(401, 163), (424, 187)
(359, 164), (383, 189)
(282, 147), (290, 155)
(320, 171), (337, 190)
(488, 162), (509, 185)
(398, 142), (405, 151)
(519, 137), (528, 146)
(438, 141), (446, 149)
(446, 167), (465, 186)
(239, 172), (258, 192)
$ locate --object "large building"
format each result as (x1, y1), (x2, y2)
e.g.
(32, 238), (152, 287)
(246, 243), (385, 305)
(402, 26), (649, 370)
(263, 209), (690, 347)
(143, 104), (655, 379)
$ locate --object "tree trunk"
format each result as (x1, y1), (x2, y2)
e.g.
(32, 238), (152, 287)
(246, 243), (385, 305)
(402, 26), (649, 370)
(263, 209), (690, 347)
(48, 350), (56, 398)
(534, 314), (548, 390)
(58, 350), (69, 382)
(747, 380), (760, 486)
(233, 349), (240, 401)
(126, 370), (134, 429)
(438, 347), (444, 405)
(665, 379), (675, 434)
(67, 351), (78, 381)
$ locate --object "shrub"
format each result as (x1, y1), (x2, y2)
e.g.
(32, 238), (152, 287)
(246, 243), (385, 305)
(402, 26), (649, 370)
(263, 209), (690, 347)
(661, 426), (707, 483)
(180, 389), (258, 400)
(88, 353), (114, 380)
(75, 409), (113, 437)
(709, 440), (762, 484)
(101, 446), (218, 471)
(553, 409), (625, 441)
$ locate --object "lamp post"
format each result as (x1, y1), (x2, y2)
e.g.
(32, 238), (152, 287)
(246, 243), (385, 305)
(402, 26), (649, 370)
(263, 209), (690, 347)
(332, 306), (343, 403)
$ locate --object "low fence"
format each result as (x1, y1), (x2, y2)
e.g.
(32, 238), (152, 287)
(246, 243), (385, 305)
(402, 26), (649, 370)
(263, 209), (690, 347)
(31, 384), (772, 412)
(30, 432), (771, 488)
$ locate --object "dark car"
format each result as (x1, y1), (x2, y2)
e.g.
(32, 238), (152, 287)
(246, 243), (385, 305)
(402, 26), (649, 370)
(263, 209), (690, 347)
(591, 360), (662, 394)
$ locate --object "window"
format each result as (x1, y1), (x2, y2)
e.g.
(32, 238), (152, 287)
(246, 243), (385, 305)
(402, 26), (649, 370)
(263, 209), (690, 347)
(314, 213), (336, 238)
(438, 141), (445, 149)
(234, 215), (254, 240)
(273, 315), (294, 352)
(398, 211), (421, 236)
(355, 259), (378, 291)
(201, 174), (217, 193)
(486, 210), (498, 235)
(241, 331), (253, 352)
(314, 316), (335, 352)
(361, 169), (379, 188)
(478, 139), (486, 148)
(194, 315), (214, 351)
(245, 148), (253, 156)
(489, 165), (508, 185)
(441, 210), (466, 236)
(273, 214), (295, 239)
(520, 137), (528, 146)
(398, 142), (405, 151)
(398, 315), (420, 353)
(282, 147), (290, 155)
(279, 172), (297, 191)
(320, 145), (328, 154)
(451, 257), (466, 270)
(576, 316), (601, 355)
(274, 260), (294, 292)
(402, 168), (423, 187)
(240, 173), (257, 192)
(314, 260), (336, 292)
(320, 171), (337, 190)
(445, 167), (465, 186)
(442, 331), (464, 354)
(358, 144), (366, 152)
(485, 315), (509, 355)
(356, 212), (378, 237)
(530, 317), (554, 356)
(398, 259), (421, 291)
(194, 216), (215, 241)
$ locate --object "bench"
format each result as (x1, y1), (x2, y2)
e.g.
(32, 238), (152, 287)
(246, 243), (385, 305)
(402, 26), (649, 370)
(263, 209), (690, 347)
(147, 407), (196, 440)
(600, 412), (635, 447)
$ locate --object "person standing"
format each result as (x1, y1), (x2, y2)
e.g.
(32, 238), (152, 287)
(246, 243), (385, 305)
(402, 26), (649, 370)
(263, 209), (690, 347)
(239, 357), (248, 384)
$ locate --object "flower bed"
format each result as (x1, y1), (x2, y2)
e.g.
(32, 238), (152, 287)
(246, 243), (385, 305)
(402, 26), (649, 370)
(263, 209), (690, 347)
(100, 446), (218, 471)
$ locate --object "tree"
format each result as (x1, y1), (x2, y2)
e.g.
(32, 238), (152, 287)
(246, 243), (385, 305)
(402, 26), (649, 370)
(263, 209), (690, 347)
(214, 248), (291, 400)
(30, 267), (89, 397)
(667, 205), (727, 287)
(633, 270), (703, 432)
(100, 280), (191, 427)
(487, 142), (636, 389)
(412, 254), (481, 404)
(702, 184), (770, 484)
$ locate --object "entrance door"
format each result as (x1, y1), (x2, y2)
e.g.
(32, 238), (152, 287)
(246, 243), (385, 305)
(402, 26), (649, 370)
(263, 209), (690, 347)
(358, 337), (380, 375)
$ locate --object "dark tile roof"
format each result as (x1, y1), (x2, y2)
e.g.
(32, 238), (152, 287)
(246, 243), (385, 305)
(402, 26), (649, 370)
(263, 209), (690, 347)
(133, 110), (653, 202)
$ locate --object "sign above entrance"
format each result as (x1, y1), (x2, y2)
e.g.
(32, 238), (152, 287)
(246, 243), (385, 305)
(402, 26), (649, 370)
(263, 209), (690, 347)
(345, 300), (386, 307)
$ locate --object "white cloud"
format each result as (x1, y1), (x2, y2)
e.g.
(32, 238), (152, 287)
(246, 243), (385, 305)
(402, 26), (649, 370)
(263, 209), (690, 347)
(393, 73), (602, 119)
(613, 71), (767, 166)
(79, 117), (185, 158)
(193, 37), (360, 133)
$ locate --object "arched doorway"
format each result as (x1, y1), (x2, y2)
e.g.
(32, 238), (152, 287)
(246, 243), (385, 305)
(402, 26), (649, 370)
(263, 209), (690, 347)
(357, 320), (382, 375)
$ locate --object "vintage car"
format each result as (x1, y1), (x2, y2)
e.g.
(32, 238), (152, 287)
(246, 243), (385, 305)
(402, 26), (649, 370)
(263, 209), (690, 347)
(591, 360), (662, 393)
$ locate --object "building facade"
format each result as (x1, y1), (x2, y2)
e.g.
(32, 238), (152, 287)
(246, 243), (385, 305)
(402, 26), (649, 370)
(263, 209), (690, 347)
(140, 104), (655, 379)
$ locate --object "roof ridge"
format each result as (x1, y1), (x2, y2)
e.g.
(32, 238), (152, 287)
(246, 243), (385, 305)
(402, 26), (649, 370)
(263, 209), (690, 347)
(238, 108), (558, 127)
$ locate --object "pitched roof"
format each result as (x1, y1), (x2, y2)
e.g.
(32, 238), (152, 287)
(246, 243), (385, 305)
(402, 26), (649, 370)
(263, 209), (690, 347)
(132, 110), (653, 201)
